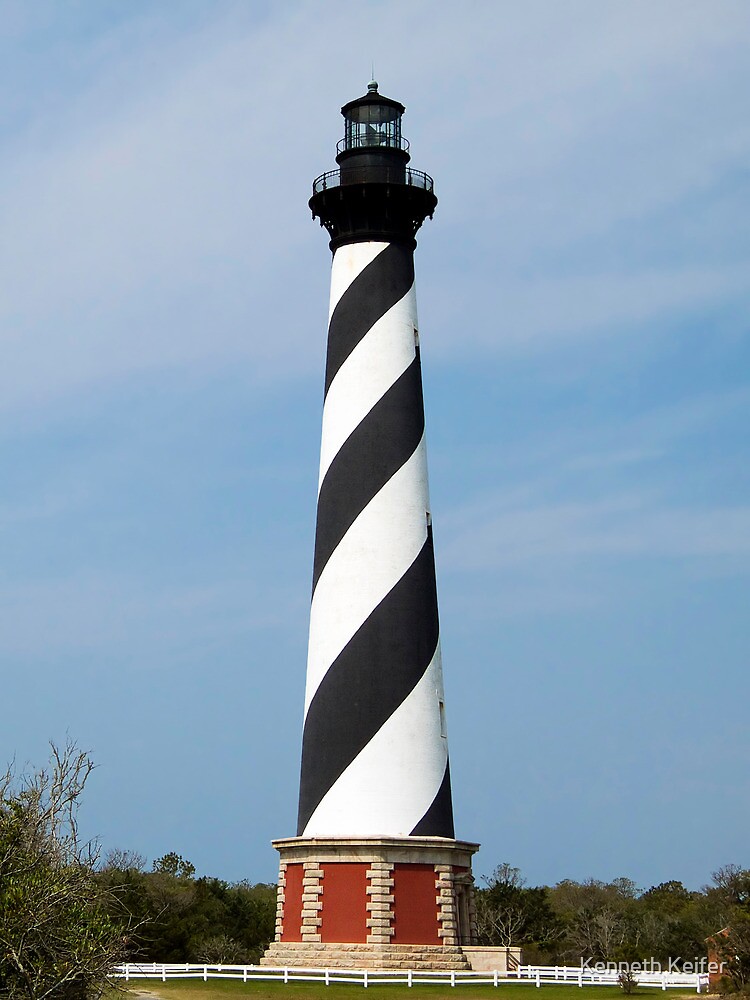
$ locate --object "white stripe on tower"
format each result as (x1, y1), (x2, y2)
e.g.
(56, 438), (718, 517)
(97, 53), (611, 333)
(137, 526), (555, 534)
(305, 648), (447, 834)
(297, 239), (454, 839)
(318, 245), (419, 487)
(304, 438), (428, 713)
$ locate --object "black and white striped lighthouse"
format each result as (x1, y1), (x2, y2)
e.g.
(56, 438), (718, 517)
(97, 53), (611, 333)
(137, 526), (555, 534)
(264, 83), (478, 971)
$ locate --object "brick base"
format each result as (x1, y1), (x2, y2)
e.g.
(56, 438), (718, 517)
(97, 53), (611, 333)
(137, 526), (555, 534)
(263, 836), (479, 970)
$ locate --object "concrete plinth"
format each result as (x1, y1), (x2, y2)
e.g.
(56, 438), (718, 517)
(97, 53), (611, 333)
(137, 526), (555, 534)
(463, 946), (523, 972)
(261, 836), (479, 970)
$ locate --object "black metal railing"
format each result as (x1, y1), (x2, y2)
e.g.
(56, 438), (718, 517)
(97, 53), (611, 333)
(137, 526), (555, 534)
(312, 167), (434, 196)
(336, 135), (410, 155)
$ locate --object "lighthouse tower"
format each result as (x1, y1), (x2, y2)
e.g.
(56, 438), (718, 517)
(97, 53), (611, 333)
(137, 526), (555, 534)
(263, 82), (478, 971)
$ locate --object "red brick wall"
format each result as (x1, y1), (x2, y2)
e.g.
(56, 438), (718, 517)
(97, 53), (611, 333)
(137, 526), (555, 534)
(320, 862), (368, 943)
(392, 863), (440, 944)
(281, 863), (303, 942)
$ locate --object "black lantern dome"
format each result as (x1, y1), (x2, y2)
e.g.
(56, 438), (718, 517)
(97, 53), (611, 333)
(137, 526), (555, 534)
(310, 82), (437, 250)
(340, 81), (406, 156)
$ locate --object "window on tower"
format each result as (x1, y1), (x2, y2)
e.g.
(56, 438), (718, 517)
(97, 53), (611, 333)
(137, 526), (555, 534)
(344, 102), (402, 150)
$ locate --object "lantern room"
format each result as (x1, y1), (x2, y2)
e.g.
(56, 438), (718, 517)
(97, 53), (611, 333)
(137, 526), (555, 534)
(340, 80), (406, 152)
(336, 81), (410, 165)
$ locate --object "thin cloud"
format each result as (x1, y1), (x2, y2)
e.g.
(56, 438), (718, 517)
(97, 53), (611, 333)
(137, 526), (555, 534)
(442, 495), (750, 574)
(0, 573), (300, 661)
(0, 1), (747, 410)
(428, 263), (749, 354)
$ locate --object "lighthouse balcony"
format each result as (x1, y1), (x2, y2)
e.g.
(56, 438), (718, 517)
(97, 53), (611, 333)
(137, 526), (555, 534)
(337, 134), (410, 155)
(312, 166), (434, 195)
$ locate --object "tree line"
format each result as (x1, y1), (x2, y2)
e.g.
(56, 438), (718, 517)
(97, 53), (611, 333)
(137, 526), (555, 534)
(0, 744), (276, 1000)
(475, 861), (750, 989)
(97, 849), (276, 963)
(2, 744), (749, 1000)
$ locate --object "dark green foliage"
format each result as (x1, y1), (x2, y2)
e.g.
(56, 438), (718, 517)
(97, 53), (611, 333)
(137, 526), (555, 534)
(7, 740), (741, 979)
(475, 863), (562, 953)
(152, 853), (196, 880)
(97, 859), (276, 963)
(548, 877), (639, 962)
(706, 868), (750, 993)
(641, 880), (695, 914)
(617, 969), (639, 994)
(475, 862), (750, 974)
(0, 744), (129, 1000)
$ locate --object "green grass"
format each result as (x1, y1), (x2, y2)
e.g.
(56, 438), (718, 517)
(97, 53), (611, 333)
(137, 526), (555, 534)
(122, 977), (644, 1000)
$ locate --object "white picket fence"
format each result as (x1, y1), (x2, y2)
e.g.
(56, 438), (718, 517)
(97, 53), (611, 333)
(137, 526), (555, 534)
(113, 962), (710, 991)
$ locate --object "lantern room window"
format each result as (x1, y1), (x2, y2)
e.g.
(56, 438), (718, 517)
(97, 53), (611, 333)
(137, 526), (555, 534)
(343, 98), (403, 150)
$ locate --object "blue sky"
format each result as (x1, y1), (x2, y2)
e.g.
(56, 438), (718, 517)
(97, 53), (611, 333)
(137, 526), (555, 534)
(1, 0), (748, 890)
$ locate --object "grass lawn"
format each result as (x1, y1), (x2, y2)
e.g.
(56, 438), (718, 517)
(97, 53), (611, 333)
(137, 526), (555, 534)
(121, 979), (654, 1000)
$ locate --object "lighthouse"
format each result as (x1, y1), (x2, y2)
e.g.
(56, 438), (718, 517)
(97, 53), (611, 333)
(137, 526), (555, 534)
(263, 82), (478, 970)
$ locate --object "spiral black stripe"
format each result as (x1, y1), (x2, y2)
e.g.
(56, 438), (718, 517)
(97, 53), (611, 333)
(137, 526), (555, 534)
(324, 243), (414, 396)
(410, 760), (455, 838)
(298, 532), (439, 836)
(312, 355), (424, 593)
